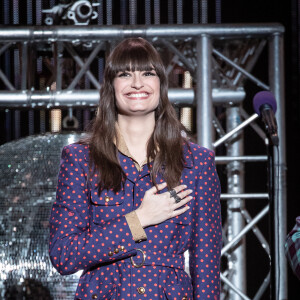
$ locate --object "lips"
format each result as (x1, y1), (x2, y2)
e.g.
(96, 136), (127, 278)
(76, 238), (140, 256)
(125, 92), (150, 99)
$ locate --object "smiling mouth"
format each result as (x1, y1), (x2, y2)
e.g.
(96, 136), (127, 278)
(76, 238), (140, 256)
(126, 92), (149, 99)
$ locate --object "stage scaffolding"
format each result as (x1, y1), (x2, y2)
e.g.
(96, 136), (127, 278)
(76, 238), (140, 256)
(0, 23), (286, 300)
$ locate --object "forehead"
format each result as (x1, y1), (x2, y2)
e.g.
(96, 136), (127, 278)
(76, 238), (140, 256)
(110, 44), (159, 73)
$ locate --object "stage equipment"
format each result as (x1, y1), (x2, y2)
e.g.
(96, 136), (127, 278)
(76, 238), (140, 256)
(0, 132), (84, 300)
(253, 91), (279, 146)
(42, 0), (99, 26)
(252, 91), (280, 299)
(0, 20), (287, 300)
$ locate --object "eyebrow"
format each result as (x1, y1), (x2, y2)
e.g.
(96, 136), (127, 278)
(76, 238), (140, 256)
(118, 66), (155, 72)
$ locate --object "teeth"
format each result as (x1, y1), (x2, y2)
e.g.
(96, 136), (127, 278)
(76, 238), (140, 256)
(127, 93), (148, 98)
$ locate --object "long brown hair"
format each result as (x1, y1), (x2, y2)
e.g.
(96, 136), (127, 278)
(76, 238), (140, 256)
(85, 37), (189, 192)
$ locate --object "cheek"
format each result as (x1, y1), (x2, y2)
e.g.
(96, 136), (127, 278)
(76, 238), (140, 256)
(155, 92), (160, 104)
(113, 81), (123, 103)
(152, 79), (160, 97)
(114, 93), (122, 110)
(113, 78), (125, 94)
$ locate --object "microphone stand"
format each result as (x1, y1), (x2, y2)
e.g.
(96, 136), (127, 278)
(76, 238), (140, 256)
(266, 134), (279, 300)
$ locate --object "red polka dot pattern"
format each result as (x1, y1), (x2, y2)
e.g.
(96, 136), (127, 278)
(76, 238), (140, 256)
(49, 142), (222, 299)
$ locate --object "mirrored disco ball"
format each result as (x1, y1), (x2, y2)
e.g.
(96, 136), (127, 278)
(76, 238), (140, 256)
(0, 132), (86, 300)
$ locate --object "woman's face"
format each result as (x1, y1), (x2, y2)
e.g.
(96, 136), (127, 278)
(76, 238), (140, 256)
(113, 69), (160, 117)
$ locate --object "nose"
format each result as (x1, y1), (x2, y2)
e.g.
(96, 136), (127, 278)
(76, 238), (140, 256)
(131, 73), (144, 89)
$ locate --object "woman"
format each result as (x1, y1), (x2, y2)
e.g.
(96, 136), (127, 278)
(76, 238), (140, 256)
(49, 37), (222, 300)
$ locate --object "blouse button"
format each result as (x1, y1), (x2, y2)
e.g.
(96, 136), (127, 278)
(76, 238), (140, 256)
(182, 296), (187, 300)
(137, 287), (145, 294)
(108, 251), (114, 257)
(114, 248), (119, 254)
(120, 245), (125, 251)
(92, 294), (98, 299)
(105, 196), (110, 202)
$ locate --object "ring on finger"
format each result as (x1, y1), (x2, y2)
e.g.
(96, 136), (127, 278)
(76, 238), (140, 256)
(169, 189), (181, 203)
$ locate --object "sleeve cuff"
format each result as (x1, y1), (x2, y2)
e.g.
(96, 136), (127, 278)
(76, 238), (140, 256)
(125, 210), (147, 242)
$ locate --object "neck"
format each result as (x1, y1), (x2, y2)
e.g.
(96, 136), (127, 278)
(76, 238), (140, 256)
(117, 114), (155, 146)
(117, 114), (155, 165)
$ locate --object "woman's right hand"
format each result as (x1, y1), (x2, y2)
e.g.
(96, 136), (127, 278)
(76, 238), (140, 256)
(135, 182), (193, 228)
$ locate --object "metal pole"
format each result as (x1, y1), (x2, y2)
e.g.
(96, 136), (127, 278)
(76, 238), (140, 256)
(0, 70), (15, 90)
(212, 49), (270, 90)
(0, 88), (245, 108)
(222, 205), (269, 256)
(221, 274), (251, 300)
(67, 42), (103, 90)
(64, 43), (101, 90)
(196, 35), (212, 147)
(0, 24), (285, 41)
(213, 113), (259, 148)
(226, 106), (247, 299)
(216, 155), (267, 163)
(221, 193), (269, 200)
(159, 39), (195, 75)
(268, 33), (287, 300)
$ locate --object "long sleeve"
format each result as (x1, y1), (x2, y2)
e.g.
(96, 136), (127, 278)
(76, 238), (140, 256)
(189, 148), (222, 299)
(49, 144), (138, 275)
(285, 216), (300, 280)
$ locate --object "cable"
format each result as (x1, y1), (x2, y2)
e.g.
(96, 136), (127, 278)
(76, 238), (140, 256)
(273, 144), (280, 300)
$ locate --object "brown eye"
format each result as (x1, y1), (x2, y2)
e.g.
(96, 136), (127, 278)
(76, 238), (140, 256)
(143, 71), (156, 76)
(117, 72), (130, 78)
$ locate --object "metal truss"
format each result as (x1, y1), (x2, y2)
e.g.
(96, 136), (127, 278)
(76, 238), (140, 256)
(0, 24), (286, 300)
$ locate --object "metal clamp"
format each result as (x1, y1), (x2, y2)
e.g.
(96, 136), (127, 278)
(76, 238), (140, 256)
(130, 249), (146, 268)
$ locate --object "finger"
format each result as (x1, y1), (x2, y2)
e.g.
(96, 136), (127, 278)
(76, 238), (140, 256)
(147, 182), (167, 195)
(162, 184), (187, 198)
(172, 184), (188, 194)
(177, 188), (193, 199)
(173, 195), (193, 209)
(171, 205), (190, 218)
